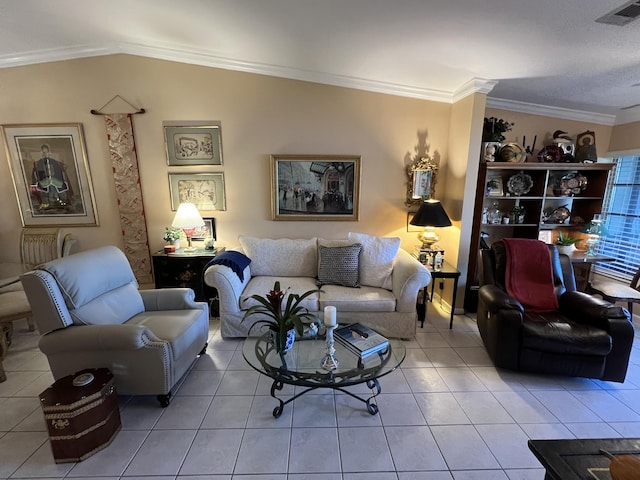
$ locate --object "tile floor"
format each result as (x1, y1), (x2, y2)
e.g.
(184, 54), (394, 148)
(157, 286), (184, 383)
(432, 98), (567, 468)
(1, 302), (639, 480)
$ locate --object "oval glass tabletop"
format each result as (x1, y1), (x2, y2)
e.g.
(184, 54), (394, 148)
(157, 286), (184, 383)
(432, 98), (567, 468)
(242, 328), (406, 417)
(243, 331), (405, 387)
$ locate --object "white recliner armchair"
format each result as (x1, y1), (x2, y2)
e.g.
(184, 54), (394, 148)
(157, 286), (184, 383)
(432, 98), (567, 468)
(20, 245), (209, 407)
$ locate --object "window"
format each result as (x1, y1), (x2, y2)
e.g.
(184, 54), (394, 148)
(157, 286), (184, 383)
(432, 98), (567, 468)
(596, 157), (640, 282)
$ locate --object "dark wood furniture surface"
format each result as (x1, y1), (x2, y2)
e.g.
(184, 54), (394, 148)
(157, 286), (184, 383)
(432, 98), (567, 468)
(465, 162), (615, 312)
(528, 438), (640, 480)
(417, 262), (461, 329)
(152, 247), (224, 302)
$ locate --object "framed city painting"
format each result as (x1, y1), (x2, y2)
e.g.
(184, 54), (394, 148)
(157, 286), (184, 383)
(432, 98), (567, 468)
(1, 123), (99, 226)
(168, 173), (226, 211)
(271, 154), (361, 221)
(163, 121), (223, 166)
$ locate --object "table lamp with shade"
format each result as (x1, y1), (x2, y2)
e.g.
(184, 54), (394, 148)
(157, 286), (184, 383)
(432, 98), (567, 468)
(410, 199), (452, 250)
(171, 202), (205, 252)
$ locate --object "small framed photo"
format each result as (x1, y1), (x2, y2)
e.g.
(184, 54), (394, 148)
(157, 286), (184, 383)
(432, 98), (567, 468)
(168, 173), (226, 211)
(271, 154), (361, 221)
(163, 121), (223, 166)
(486, 176), (504, 197)
(1, 123), (99, 226)
(191, 217), (217, 241)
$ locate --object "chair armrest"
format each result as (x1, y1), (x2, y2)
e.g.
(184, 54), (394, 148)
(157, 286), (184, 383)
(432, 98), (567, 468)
(139, 288), (207, 312)
(203, 263), (251, 315)
(39, 324), (165, 353)
(477, 285), (524, 369)
(559, 291), (629, 326)
(392, 249), (431, 312)
(478, 284), (524, 314)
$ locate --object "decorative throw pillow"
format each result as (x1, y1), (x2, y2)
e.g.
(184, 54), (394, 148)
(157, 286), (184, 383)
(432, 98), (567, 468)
(347, 232), (401, 290)
(239, 236), (317, 277)
(317, 243), (362, 288)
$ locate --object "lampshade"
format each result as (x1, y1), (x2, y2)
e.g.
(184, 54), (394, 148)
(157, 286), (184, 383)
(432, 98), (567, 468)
(171, 203), (204, 251)
(410, 199), (452, 228)
(172, 203), (205, 229)
(410, 199), (452, 250)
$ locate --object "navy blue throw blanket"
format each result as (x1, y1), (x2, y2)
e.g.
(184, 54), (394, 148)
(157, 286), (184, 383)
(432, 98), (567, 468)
(204, 250), (251, 282)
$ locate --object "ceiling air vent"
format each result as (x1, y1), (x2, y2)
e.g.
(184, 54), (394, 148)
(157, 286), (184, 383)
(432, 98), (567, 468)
(596, 1), (640, 26)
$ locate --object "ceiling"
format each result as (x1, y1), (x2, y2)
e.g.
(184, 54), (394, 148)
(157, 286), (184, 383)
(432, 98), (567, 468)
(2, 0), (640, 124)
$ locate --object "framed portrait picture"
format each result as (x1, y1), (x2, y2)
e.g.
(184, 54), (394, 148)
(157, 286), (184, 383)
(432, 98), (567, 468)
(1, 123), (99, 226)
(191, 217), (217, 241)
(168, 173), (226, 211)
(271, 154), (361, 221)
(163, 121), (223, 166)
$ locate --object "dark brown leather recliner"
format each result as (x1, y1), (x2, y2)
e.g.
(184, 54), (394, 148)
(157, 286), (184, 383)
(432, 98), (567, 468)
(477, 240), (634, 382)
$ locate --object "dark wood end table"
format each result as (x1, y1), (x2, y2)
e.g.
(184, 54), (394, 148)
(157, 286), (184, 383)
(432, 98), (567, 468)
(417, 262), (461, 329)
(528, 438), (640, 480)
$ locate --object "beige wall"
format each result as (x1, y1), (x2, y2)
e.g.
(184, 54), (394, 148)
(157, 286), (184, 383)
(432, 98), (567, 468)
(0, 54), (456, 262)
(608, 120), (640, 156)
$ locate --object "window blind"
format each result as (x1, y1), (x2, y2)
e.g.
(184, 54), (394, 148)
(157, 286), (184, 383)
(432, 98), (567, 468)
(595, 157), (640, 282)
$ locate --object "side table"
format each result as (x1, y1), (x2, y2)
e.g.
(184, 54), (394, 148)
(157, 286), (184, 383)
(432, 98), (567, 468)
(417, 262), (461, 329)
(151, 248), (224, 304)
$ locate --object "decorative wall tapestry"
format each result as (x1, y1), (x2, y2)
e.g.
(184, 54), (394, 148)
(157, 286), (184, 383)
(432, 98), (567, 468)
(102, 113), (153, 284)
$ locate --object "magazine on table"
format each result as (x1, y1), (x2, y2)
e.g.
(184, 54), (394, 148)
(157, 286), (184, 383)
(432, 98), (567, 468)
(334, 323), (389, 358)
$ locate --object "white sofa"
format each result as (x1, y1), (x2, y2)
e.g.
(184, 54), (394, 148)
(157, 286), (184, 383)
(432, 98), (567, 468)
(204, 233), (431, 339)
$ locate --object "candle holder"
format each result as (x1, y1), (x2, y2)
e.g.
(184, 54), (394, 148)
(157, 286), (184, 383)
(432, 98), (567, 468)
(321, 325), (339, 371)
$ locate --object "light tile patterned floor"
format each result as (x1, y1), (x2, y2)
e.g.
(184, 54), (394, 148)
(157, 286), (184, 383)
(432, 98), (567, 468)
(1, 303), (639, 480)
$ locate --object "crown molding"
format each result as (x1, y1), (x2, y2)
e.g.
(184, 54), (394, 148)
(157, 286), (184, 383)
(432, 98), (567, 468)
(0, 42), (497, 104)
(0, 44), (115, 67)
(2, 42), (632, 126)
(453, 78), (498, 103)
(486, 97), (617, 126)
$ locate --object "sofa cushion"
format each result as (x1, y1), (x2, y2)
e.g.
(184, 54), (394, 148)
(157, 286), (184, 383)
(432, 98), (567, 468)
(317, 243), (362, 288)
(319, 285), (396, 312)
(240, 276), (320, 312)
(347, 232), (401, 290)
(71, 284), (146, 326)
(127, 309), (206, 360)
(239, 236), (317, 277)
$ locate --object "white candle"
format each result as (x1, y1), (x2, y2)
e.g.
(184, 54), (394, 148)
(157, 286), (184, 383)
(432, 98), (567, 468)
(324, 306), (337, 327)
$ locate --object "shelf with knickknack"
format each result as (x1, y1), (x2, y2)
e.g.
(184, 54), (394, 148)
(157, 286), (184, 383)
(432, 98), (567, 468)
(466, 162), (615, 311)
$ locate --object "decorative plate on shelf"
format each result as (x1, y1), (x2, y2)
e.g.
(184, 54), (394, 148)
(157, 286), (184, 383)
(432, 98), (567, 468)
(506, 172), (533, 196)
(542, 205), (571, 224)
(557, 172), (588, 196)
(498, 143), (526, 163)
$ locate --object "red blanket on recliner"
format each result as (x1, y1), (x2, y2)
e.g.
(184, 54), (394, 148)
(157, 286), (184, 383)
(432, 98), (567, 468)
(503, 238), (559, 312)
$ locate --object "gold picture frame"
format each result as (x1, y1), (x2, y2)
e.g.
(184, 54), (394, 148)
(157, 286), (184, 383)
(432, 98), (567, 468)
(271, 154), (361, 221)
(163, 121), (223, 166)
(168, 173), (226, 211)
(2, 123), (99, 226)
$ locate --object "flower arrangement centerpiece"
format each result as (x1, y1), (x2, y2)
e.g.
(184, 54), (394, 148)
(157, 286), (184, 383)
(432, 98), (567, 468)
(242, 281), (322, 354)
(163, 227), (183, 243)
(482, 117), (515, 143)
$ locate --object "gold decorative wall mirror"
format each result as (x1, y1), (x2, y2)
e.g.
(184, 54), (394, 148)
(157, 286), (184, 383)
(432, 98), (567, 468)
(405, 156), (438, 206)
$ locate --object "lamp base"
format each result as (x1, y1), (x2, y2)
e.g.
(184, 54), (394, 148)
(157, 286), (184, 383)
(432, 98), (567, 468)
(417, 227), (439, 250)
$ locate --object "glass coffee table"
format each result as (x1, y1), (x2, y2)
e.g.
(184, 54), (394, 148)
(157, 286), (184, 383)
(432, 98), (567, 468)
(242, 329), (406, 418)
